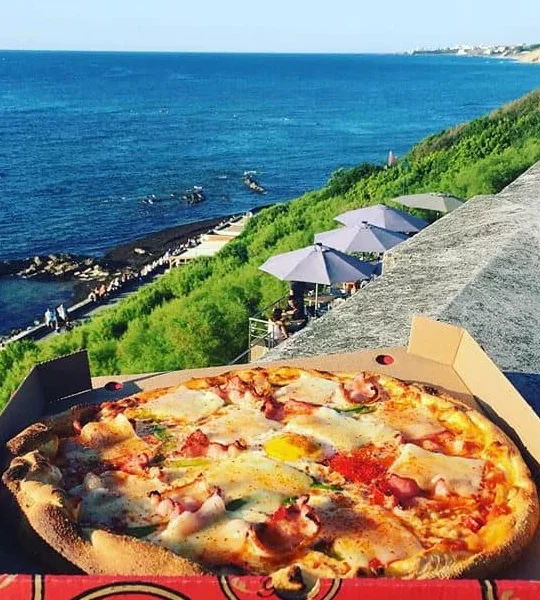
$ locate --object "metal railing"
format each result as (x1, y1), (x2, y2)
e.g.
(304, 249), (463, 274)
(229, 295), (290, 365)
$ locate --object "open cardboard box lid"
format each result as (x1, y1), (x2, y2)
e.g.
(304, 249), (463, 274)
(0, 316), (539, 599)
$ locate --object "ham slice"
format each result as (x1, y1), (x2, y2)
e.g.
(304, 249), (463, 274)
(385, 474), (421, 503)
(250, 496), (320, 556)
(346, 373), (385, 404)
(180, 429), (244, 458)
(161, 491), (226, 539)
(262, 398), (317, 422)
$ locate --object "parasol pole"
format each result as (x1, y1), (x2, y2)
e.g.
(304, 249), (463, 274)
(315, 283), (319, 314)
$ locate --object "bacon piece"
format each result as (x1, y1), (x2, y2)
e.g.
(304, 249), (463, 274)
(163, 491), (226, 538)
(368, 557), (385, 576)
(180, 495), (201, 512)
(137, 452), (150, 468)
(283, 399), (317, 418)
(157, 497), (177, 517)
(347, 373), (384, 404)
(261, 396), (284, 421)
(180, 429), (245, 458)
(250, 496), (320, 556)
(224, 375), (247, 396)
(117, 452), (152, 475)
(72, 419), (82, 434)
(261, 397), (318, 422)
(385, 474), (421, 502)
(421, 439), (444, 453)
(433, 477), (451, 498)
(149, 490), (162, 507)
(222, 375), (265, 404)
(464, 515), (485, 533)
(181, 430), (211, 457)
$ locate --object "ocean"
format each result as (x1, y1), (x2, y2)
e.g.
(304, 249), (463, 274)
(1, 51), (540, 335)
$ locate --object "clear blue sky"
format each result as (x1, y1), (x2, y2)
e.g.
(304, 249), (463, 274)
(1, 0), (539, 53)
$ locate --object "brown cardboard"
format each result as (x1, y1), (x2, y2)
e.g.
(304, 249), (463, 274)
(91, 347), (475, 407)
(1, 316), (539, 581)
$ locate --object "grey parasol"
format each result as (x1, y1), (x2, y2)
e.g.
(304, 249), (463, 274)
(335, 204), (427, 233)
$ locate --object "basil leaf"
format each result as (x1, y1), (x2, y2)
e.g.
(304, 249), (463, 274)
(337, 404), (377, 414)
(311, 481), (343, 491)
(226, 498), (248, 511)
(126, 524), (159, 538)
(151, 424), (172, 441)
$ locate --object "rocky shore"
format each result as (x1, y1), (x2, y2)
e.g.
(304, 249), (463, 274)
(0, 212), (240, 302)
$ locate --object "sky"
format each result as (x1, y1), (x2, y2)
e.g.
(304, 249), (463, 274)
(1, 0), (539, 54)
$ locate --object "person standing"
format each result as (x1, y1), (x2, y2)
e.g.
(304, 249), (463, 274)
(44, 308), (53, 330)
(267, 308), (288, 347)
(57, 304), (68, 327)
(49, 309), (58, 333)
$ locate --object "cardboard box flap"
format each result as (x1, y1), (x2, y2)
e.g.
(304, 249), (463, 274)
(409, 316), (540, 482)
(408, 316), (465, 366)
(0, 368), (44, 448)
(36, 350), (92, 405)
(454, 330), (540, 483)
(0, 350), (91, 447)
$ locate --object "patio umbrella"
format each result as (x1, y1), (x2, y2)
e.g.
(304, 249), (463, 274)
(393, 192), (465, 213)
(314, 221), (407, 253)
(259, 243), (374, 308)
(335, 203), (427, 233)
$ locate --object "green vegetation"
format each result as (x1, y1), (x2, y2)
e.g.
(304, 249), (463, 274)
(1, 90), (540, 409)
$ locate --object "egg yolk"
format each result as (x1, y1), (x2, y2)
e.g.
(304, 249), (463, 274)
(264, 433), (323, 461)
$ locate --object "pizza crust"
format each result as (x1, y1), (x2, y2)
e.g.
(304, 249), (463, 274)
(7, 404), (99, 456)
(2, 450), (207, 576)
(2, 368), (538, 579)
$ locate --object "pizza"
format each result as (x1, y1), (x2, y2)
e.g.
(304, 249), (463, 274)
(2, 367), (538, 587)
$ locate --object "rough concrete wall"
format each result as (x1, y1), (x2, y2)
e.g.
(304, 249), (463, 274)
(264, 162), (540, 410)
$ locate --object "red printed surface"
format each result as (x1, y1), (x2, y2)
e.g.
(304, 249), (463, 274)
(0, 575), (538, 600)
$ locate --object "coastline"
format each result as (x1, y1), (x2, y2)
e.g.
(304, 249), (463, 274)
(408, 48), (540, 64)
(0, 207), (268, 340)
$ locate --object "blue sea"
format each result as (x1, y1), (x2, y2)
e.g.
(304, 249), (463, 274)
(1, 51), (540, 335)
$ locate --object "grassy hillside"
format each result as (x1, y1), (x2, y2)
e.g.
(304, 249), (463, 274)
(1, 90), (539, 408)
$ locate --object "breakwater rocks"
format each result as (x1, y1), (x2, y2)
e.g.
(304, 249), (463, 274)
(0, 254), (112, 282)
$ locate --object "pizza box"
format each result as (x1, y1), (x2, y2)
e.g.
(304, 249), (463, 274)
(0, 315), (539, 600)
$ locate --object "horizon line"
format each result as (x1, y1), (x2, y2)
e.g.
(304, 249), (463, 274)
(0, 48), (408, 55)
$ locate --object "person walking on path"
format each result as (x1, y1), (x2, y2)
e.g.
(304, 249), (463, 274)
(57, 304), (69, 327)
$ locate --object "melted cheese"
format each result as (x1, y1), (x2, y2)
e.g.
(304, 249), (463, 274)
(156, 514), (249, 563)
(74, 414), (153, 463)
(80, 414), (135, 447)
(376, 406), (446, 440)
(205, 452), (312, 500)
(200, 406), (280, 445)
(140, 386), (224, 422)
(389, 443), (485, 496)
(284, 407), (399, 452)
(232, 491), (284, 523)
(332, 508), (424, 567)
(73, 471), (165, 527)
(274, 372), (349, 408)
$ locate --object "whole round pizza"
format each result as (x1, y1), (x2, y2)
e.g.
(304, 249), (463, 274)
(2, 367), (538, 587)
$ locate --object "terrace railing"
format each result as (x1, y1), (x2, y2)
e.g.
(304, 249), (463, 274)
(229, 295), (289, 365)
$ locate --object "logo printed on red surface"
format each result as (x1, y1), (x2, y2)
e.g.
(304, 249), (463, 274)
(219, 576), (341, 600)
(69, 582), (193, 600)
